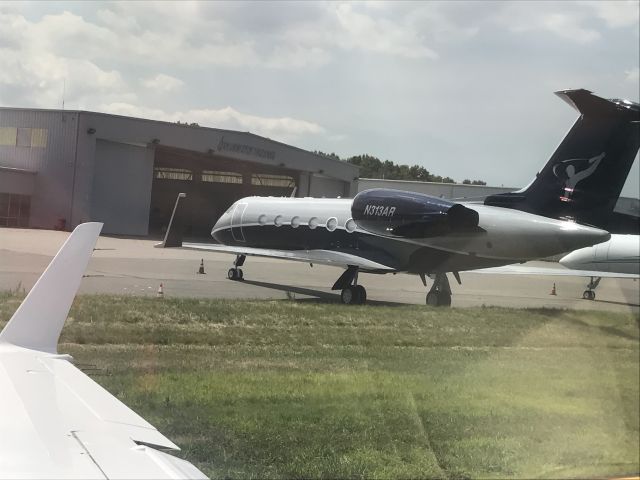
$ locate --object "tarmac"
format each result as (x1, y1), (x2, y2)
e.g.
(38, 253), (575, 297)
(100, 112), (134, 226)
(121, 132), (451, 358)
(1, 227), (638, 313)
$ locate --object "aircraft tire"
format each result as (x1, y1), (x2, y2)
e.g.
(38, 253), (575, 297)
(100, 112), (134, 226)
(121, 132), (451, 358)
(238, 268), (244, 281)
(228, 268), (239, 280)
(583, 290), (595, 300)
(441, 292), (452, 307)
(426, 291), (439, 306)
(354, 285), (367, 304)
(341, 286), (360, 305)
(426, 291), (451, 307)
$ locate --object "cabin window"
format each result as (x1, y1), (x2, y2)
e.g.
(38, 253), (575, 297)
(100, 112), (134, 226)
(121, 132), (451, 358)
(345, 218), (356, 233)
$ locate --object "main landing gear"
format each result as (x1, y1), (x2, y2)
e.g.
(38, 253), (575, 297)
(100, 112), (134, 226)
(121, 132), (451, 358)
(332, 265), (367, 305)
(227, 254), (246, 281)
(420, 272), (459, 307)
(582, 276), (601, 301)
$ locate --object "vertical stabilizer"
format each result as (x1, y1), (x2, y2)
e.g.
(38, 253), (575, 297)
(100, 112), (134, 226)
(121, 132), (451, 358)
(484, 89), (640, 231)
(0, 222), (102, 353)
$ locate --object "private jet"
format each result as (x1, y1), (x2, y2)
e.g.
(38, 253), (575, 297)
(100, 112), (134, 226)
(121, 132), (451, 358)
(561, 234), (639, 300)
(160, 89), (639, 307)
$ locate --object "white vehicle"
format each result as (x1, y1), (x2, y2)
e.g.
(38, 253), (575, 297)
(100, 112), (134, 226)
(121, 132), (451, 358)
(0, 223), (207, 479)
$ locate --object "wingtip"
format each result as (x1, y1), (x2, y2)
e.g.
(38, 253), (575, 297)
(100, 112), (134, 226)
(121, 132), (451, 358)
(0, 222), (103, 352)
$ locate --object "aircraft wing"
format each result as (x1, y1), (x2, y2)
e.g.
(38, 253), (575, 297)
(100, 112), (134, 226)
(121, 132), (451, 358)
(180, 242), (396, 272)
(471, 264), (639, 279)
(0, 223), (207, 480)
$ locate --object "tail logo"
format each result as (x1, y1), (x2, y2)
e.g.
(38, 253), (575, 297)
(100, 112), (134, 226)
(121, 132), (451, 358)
(553, 152), (605, 202)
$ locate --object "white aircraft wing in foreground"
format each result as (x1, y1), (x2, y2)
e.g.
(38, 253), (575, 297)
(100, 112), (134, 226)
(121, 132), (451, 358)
(0, 223), (207, 479)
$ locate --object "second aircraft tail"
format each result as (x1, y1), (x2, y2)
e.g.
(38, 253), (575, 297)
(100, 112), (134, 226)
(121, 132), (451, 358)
(484, 89), (639, 232)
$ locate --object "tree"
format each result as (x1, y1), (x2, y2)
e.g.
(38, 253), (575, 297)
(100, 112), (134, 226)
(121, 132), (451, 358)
(315, 150), (486, 185)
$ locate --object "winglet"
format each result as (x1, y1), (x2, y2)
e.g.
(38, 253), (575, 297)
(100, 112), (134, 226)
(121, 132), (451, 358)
(155, 192), (186, 248)
(0, 222), (102, 353)
(554, 89), (640, 119)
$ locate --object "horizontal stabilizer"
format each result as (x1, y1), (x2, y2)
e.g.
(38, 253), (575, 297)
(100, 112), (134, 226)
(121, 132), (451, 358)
(555, 89), (640, 118)
(0, 223), (102, 353)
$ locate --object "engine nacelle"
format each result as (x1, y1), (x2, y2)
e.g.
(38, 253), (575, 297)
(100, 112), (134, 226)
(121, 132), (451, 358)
(351, 189), (479, 238)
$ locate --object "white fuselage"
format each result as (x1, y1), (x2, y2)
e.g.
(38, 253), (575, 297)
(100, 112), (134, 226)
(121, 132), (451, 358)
(560, 234), (640, 275)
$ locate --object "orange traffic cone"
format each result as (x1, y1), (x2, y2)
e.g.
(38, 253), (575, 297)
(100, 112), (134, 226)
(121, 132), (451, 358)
(550, 283), (557, 296)
(198, 259), (206, 274)
(157, 283), (164, 298)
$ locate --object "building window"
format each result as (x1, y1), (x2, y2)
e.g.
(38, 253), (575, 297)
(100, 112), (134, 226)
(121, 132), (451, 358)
(16, 128), (32, 147)
(201, 170), (243, 184)
(154, 167), (193, 181)
(0, 127), (17, 146)
(31, 129), (48, 148)
(0, 193), (30, 227)
(2, 127), (48, 148)
(251, 173), (295, 188)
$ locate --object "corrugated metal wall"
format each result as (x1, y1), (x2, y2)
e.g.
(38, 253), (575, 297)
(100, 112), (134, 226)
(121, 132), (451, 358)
(0, 109), (79, 229)
(309, 174), (349, 198)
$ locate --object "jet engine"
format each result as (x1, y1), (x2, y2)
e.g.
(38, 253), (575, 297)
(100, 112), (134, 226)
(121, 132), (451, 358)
(351, 188), (479, 238)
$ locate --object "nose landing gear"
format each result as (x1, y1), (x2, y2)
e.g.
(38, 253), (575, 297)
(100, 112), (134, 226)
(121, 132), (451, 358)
(227, 267), (243, 281)
(227, 254), (246, 281)
(582, 276), (601, 300)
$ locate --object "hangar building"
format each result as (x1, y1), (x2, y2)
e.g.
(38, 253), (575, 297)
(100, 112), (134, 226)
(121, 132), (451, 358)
(0, 108), (358, 236)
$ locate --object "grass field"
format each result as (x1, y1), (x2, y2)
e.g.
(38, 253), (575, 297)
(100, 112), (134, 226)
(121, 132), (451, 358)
(1, 293), (638, 479)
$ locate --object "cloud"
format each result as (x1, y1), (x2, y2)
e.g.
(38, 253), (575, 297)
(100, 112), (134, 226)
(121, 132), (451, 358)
(331, 3), (438, 59)
(98, 103), (326, 142)
(496, 3), (602, 44)
(584, 0), (640, 28)
(626, 67), (640, 83)
(1, 3), (440, 76)
(141, 74), (184, 92)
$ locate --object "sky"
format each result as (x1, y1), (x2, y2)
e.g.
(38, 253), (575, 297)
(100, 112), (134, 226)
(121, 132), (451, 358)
(0, 1), (638, 196)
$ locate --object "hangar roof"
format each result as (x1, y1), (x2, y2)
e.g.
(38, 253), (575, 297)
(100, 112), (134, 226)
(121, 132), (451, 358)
(0, 107), (359, 182)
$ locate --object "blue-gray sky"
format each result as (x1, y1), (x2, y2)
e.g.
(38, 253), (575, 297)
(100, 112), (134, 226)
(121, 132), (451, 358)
(1, 1), (638, 195)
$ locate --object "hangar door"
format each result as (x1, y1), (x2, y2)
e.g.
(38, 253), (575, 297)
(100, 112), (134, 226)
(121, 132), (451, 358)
(149, 146), (297, 238)
(91, 140), (154, 235)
